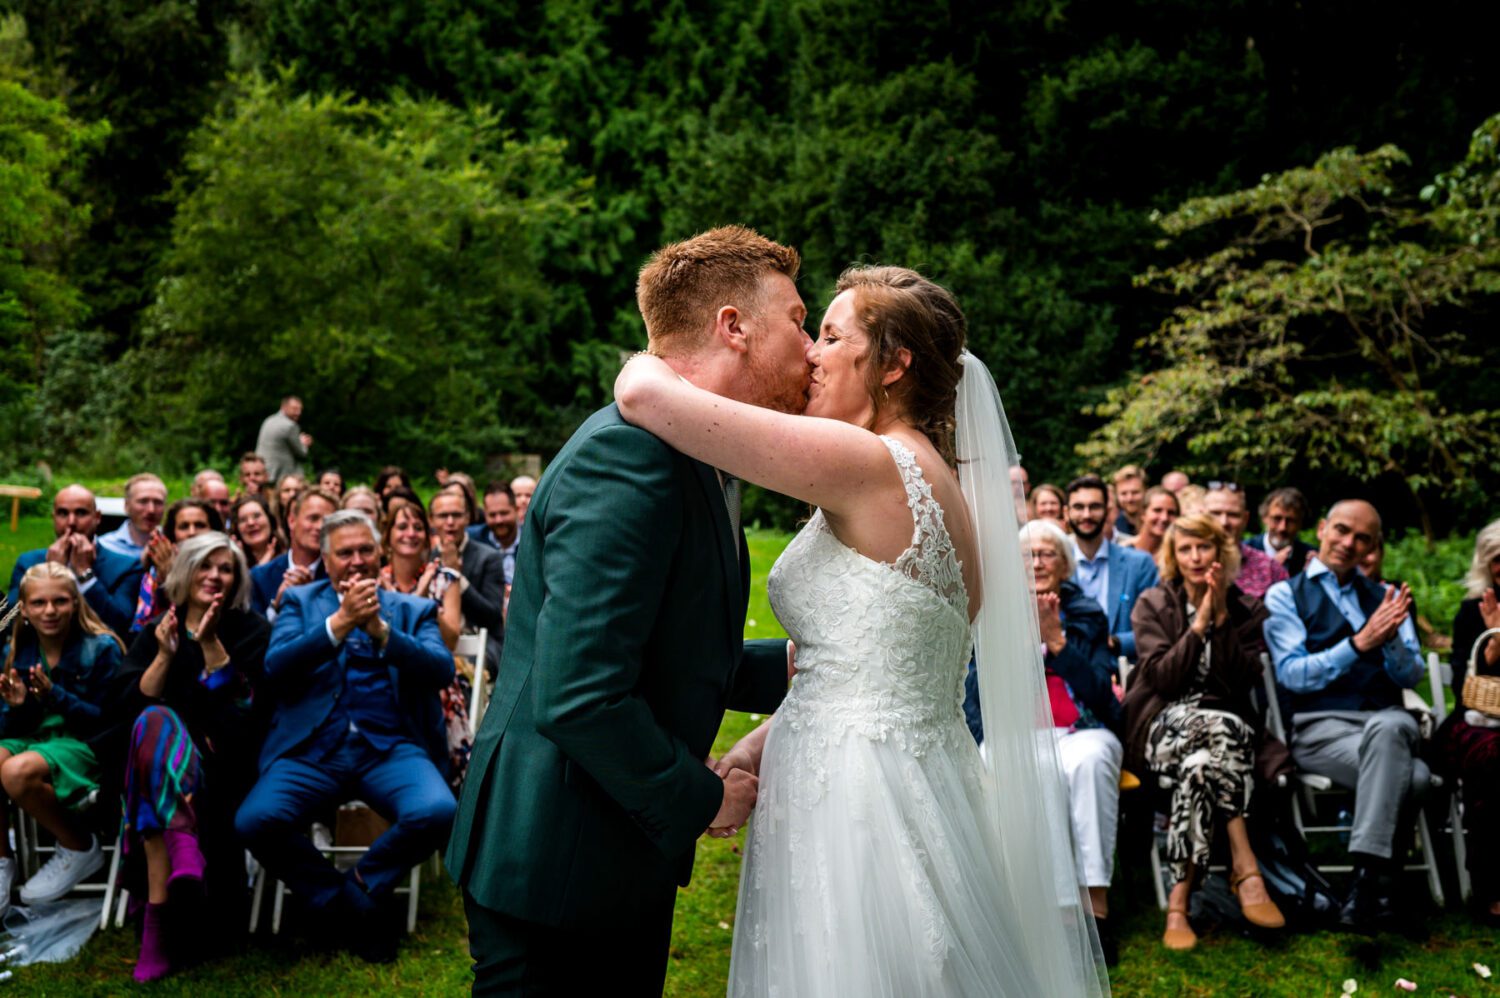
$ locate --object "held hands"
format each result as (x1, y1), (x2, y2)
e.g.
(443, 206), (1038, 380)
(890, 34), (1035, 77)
(706, 765), (759, 839)
(1352, 583), (1413, 653)
(1035, 591), (1066, 655)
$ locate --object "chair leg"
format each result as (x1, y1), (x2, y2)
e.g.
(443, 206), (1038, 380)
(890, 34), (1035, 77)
(1149, 831), (1169, 911)
(406, 865), (420, 934)
(1417, 809), (1446, 907)
(115, 887), (130, 929)
(99, 833), (123, 931)
(272, 879), (286, 935)
(1450, 794), (1472, 904)
(249, 866), (266, 933)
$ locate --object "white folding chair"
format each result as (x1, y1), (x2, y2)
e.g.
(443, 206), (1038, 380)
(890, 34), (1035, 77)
(1429, 646), (1481, 904)
(1260, 654), (1445, 905)
(10, 790), (128, 930)
(457, 628), (490, 737)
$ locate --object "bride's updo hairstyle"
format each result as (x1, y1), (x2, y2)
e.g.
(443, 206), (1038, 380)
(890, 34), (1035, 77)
(835, 265), (966, 464)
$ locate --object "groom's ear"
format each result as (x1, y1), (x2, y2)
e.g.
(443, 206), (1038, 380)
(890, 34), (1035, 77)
(714, 305), (751, 355)
(880, 347), (913, 386)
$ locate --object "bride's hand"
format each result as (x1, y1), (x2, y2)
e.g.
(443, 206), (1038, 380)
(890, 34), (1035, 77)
(713, 716), (774, 780)
(613, 351), (673, 418)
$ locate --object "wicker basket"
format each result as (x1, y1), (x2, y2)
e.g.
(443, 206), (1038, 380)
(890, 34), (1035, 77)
(1464, 626), (1500, 719)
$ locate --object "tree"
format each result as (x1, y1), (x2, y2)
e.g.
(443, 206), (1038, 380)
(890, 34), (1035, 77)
(129, 73), (589, 471)
(1080, 117), (1500, 538)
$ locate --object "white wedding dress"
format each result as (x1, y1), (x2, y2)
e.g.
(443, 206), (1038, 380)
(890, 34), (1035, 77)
(728, 435), (1093, 996)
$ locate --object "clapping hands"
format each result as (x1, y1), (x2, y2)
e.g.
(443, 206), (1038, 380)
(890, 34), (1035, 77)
(0, 667), (28, 706)
(1353, 582), (1413, 653)
(1035, 591), (1066, 655)
(1479, 588), (1500, 632)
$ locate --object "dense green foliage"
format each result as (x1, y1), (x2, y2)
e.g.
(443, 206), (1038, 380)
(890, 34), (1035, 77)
(0, 0), (1497, 534)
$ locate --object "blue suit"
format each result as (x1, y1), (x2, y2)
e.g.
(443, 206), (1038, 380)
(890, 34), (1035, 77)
(1072, 539), (1159, 658)
(234, 581), (456, 910)
(7, 545), (143, 638)
(249, 552), (326, 617)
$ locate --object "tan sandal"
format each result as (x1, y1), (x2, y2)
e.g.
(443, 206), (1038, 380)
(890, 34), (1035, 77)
(1163, 904), (1197, 951)
(1230, 870), (1286, 929)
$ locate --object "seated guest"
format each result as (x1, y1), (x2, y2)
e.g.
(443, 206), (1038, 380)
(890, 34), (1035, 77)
(230, 494), (283, 567)
(469, 483), (521, 590)
(380, 497), (461, 648)
(1263, 499), (1426, 932)
(430, 491), (505, 669)
(1253, 487), (1315, 575)
(272, 474), (306, 537)
(1162, 470), (1191, 494)
(1436, 518), (1500, 920)
(238, 453), (268, 498)
(1029, 483), (1066, 527)
(1067, 474), (1159, 659)
(7, 484), (143, 637)
(1176, 484), (1207, 518)
(374, 466), (412, 502)
(249, 488), (337, 618)
(1203, 482), (1288, 600)
(1113, 465), (1147, 537)
(200, 479), (232, 528)
(1010, 464), (1030, 508)
(316, 468), (344, 499)
(0, 564), (124, 913)
(510, 475), (536, 528)
(116, 533), (271, 980)
(443, 473), (483, 526)
(1125, 514), (1285, 950)
(190, 469), (223, 499)
(341, 486), (383, 523)
(233, 510), (456, 963)
(99, 473), (168, 563)
(133, 499), (224, 631)
(1125, 486), (1179, 560)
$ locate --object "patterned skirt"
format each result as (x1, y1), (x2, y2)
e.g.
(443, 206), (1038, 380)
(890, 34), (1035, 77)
(1145, 699), (1255, 884)
(123, 705), (202, 842)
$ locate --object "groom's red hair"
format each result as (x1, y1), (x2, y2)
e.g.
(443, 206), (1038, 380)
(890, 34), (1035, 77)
(636, 226), (800, 353)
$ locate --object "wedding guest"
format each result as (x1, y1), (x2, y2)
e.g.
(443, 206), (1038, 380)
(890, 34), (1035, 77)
(229, 494), (283, 568)
(443, 473), (483, 526)
(1263, 499), (1426, 932)
(1104, 485), (1131, 543)
(249, 488), (336, 618)
(430, 491), (505, 670)
(116, 532), (271, 980)
(7, 484), (143, 638)
(99, 473), (168, 563)
(1019, 521), (1123, 942)
(255, 395), (312, 486)
(1253, 487), (1314, 575)
(1113, 465), (1147, 537)
(272, 474), (306, 536)
(200, 478), (232, 527)
(1436, 518), (1500, 920)
(1125, 486), (1179, 560)
(132, 499), (224, 631)
(341, 486), (382, 523)
(1010, 464), (1030, 502)
(0, 564), (123, 913)
(190, 470), (224, 499)
(379, 497), (461, 649)
(1203, 482), (1289, 600)
(234, 510), (456, 963)
(1029, 483), (1067, 527)
(373, 466), (412, 501)
(316, 468), (344, 499)
(1162, 471), (1190, 494)
(1067, 474), (1159, 659)
(1176, 484), (1207, 518)
(511, 475), (537, 527)
(469, 483), (520, 588)
(238, 453), (268, 498)
(1125, 514), (1285, 950)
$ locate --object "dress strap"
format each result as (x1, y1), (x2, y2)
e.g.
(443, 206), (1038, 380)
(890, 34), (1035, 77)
(877, 435), (967, 618)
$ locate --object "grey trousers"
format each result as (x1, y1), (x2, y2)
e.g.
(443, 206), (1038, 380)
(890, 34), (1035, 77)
(1290, 708), (1430, 859)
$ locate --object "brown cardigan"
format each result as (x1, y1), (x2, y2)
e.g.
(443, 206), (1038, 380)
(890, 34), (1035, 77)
(1122, 579), (1282, 777)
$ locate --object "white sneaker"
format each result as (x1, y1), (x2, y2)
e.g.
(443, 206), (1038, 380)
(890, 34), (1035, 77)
(19, 835), (104, 904)
(0, 856), (16, 916)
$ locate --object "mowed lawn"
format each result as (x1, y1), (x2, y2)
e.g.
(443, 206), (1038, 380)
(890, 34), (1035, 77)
(2, 520), (1497, 995)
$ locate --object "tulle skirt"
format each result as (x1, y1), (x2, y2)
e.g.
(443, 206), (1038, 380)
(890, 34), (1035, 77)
(728, 714), (1048, 997)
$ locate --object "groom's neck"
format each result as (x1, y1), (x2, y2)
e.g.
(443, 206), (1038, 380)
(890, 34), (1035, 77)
(661, 350), (744, 402)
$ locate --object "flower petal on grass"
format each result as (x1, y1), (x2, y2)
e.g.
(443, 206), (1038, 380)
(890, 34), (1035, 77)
(1341, 980), (1357, 994)
(1394, 979), (1417, 992)
(1476, 963), (1493, 979)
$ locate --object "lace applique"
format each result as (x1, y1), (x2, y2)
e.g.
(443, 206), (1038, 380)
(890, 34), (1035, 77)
(879, 435), (968, 622)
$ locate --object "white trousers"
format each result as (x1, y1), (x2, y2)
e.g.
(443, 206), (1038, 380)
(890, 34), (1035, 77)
(1054, 726), (1123, 888)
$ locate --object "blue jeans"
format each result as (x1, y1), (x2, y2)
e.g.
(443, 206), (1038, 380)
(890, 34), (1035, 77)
(235, 731), (456, 909)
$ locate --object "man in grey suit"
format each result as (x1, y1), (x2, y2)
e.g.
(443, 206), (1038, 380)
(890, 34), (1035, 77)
(255, 395), (313, 485)
(430, 490), (505, 671)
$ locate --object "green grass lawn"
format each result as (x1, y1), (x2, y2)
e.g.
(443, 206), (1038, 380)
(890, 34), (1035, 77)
(3, 523), (1496, 995)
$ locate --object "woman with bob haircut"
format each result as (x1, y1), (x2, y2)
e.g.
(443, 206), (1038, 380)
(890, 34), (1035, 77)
(1124, 513), (1284, 950)
(117, 531), (271, 980)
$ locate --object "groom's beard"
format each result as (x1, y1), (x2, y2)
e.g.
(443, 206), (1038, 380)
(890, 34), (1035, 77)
(744, 352), (812, 415)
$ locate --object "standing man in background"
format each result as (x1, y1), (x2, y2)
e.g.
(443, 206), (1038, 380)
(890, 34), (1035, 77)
(256, 396), (313, 486)
(509, 475), (536, 530)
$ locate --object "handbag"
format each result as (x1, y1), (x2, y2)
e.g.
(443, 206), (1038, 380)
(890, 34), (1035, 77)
(1462, 626), (1500, 720)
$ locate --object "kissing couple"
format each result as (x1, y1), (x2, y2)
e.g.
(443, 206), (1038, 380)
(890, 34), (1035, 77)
(446, 227), (1111, 997)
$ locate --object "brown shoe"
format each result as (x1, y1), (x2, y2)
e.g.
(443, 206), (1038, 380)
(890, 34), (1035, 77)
(1163, 904), (1197, 951)
(1231, 870), (1286, 929)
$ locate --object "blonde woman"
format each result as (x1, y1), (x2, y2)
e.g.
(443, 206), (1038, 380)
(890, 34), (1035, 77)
(1126, 486), (1181, 559)
(0, 563), (124, 915)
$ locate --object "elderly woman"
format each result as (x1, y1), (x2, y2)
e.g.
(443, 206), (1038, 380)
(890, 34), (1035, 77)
(1437, 518), (1500, 920)
(229, 493), (283, 567)
(1125, 513), (1284, 950)
(1126, 486), (1180, 559)
(118, 532), (271, 980)
(0, 563), (124, 916)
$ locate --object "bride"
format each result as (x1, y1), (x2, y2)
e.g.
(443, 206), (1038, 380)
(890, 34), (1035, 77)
(614, 265), (1108, 996)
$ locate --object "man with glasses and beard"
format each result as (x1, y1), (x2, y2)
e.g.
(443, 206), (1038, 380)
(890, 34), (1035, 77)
(1067, 474), (1159, 660)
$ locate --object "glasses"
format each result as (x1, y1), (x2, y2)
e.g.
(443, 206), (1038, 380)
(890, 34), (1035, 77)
(1027, 549), (1060, 562)
(1207, 481), (1242, 493)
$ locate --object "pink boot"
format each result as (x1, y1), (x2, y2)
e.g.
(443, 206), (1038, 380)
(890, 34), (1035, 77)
(163, 830), (205, 888)
(133, 901), (171, 982)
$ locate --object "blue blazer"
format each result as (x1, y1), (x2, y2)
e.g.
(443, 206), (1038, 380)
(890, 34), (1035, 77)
(0, 630), (122, 744)
(466, 523), (493, 548)
(249, 553), (326, 617)
(258, 581), (455, 772)
(1074, 539), (1159, 659)
(8, 546), (142, 638)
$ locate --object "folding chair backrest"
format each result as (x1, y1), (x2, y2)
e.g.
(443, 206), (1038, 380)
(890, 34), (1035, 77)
(1117, 655), (1132, 692)
(1427, 652), (1450, 725)
(1260, 651), (1290, 743)
(456, 628), (490, 736)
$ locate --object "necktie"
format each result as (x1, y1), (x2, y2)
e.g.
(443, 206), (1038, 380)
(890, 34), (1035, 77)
(722, 474), (743, 543)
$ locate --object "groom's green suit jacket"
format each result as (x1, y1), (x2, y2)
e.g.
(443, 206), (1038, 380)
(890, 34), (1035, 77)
(445, 404), (789, 925)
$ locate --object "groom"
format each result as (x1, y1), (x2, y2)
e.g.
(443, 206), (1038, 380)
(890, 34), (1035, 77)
(446, 226), (810, 994)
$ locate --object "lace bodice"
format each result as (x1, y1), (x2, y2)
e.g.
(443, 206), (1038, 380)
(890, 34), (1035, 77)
(767, 436), (973, 778)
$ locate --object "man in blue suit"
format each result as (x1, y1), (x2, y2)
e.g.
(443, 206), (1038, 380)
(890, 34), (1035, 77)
(7, 484), (142, 637)
(248, 487), (336, 617)
(234, 509), (456, 962)
(1066, 474), (1159, 659)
